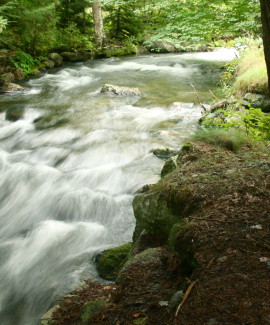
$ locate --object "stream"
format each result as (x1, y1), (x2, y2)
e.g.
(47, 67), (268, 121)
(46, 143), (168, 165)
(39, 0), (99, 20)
(0, 49), (236, 325)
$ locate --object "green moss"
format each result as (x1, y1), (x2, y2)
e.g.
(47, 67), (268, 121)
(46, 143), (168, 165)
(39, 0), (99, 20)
(81, 300), (107, 324)
(161, 157), (177, 178)
(181, 142), (192, 153)
(96, 43), (137, 58)
(96, 243), (132, 280)
(168, 219), (197, 274)
(133, 317), (148, 324)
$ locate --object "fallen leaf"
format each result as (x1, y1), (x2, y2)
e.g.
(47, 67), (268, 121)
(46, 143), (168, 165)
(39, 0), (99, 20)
(250, 224), (263, 230)
(259, 257), (269, 263)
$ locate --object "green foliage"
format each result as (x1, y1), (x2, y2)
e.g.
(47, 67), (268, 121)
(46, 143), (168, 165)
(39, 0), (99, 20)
(0, 16), (7, 33)
(9, 50), (39, 75)
(214, 108), (270, 140)
(201, 104), (270, 142)
(143, 0), (261, 50)
(192, 128), (248, 152)
(103, 0), (144, 40)
(56, 24), (94, 52)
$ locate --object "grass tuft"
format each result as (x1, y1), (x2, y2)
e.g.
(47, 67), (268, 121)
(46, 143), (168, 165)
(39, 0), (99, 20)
(192, 129), (249, 152)
(234, 48), (268, 95)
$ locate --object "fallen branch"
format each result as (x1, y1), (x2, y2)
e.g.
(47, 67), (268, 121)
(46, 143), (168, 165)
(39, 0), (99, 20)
(190, 82), (208, 112)
(175, 280), (198, 317)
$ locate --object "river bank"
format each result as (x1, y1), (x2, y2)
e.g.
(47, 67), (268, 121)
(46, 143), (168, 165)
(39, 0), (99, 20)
(44, 137), (270, 324)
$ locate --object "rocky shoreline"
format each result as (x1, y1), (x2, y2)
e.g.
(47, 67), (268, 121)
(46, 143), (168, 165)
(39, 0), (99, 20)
(41, 138), (270, 325)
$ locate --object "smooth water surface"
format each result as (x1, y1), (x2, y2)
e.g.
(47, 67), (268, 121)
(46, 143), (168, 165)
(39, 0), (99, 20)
(0, 49), (236, 325)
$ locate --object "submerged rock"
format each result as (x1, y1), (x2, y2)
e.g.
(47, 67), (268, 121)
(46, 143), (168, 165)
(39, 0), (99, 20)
(34, 115), (69, 130)
(152, 148), (178, 160)
(101, 84), (141, 97)
(5, 107), (24, 121)
(3, 83), (26, 92)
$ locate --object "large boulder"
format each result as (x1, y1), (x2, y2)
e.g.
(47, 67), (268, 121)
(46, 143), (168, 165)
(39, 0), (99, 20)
(48, 53), (63, 66)
(243, 93), (270, 112)
(101, 84), (141, 97)
(133, 185), (195, 239)
(146, 40), (176, 53)
(60, 51), (90, 62)
(3, 83), (26, 92)
(0, 72), (15, 87)
(44, 59), (55, 69)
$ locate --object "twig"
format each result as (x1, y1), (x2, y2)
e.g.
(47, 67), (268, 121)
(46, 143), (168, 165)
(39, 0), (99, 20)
(209, 89), (219, 100)
(246, 235), (270, 251)
(194, 217), (240, 224)
(174, 257), (215, 318)
(190, 82), (208, 112)
(175, 281), (197, 317)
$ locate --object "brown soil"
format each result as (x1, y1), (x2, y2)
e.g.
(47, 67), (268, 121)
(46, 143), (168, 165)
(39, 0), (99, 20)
(52, 142), (270, 325)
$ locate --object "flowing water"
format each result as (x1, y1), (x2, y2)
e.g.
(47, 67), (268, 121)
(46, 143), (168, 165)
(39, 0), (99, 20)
(0, 49), (236, 325)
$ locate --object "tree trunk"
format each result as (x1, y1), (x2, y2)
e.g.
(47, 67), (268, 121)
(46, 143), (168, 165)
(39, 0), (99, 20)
(259, 0), (270, 93)
(92, 1), (105, 46)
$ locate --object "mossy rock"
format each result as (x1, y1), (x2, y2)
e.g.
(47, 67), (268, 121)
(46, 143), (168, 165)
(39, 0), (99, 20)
(152, 148), (178, 160)
(81, 300), (107, 324)
(116, 247), (163, 284)
(96, 43), (138, 58)
(168, 219), (197, 274)
(40, 305), (59, 325)
(176, 142), (197, 165)
(96, 243), (132, 280)
(133, 185), (195, 239)
(161, 156), (178, 178)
